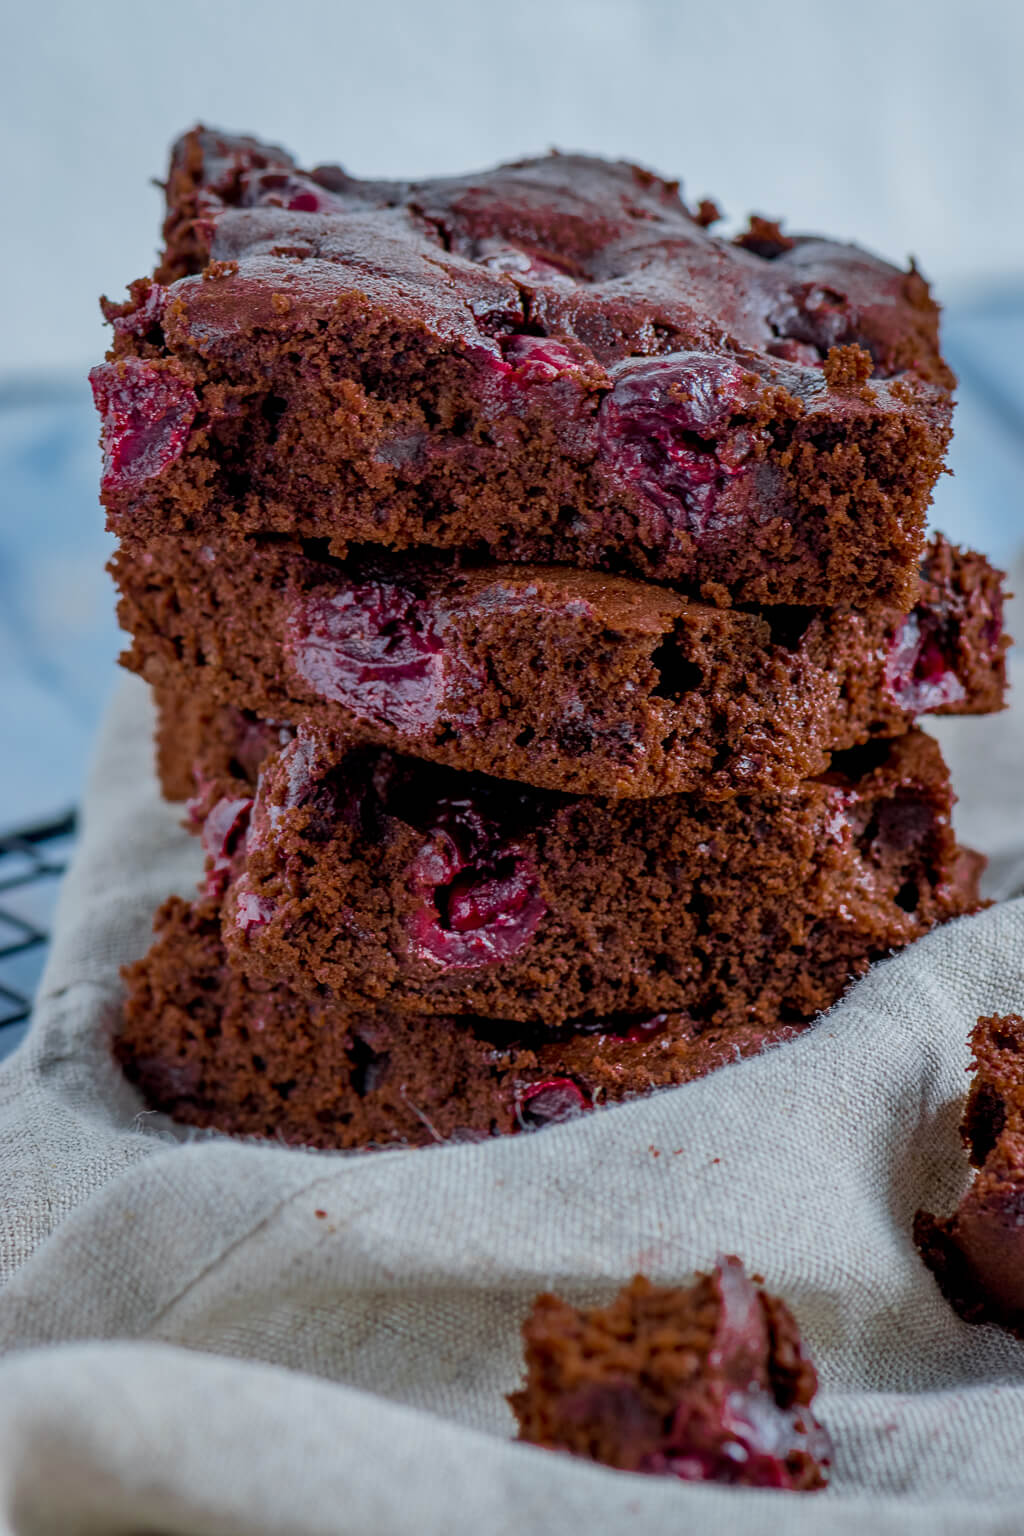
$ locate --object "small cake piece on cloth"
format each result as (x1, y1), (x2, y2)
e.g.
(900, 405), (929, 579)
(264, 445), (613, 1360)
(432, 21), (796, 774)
(915, 1015), (1024, 1333)
(508, 1260), (831, 1490)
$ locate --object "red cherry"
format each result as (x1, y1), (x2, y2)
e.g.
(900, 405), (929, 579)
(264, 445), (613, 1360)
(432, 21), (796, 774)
(518, 1078), (589, 1128)
(90, 358), (197, 496)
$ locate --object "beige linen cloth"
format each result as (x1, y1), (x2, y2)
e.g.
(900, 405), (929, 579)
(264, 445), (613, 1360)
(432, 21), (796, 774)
(1, 570), (1023, 1536)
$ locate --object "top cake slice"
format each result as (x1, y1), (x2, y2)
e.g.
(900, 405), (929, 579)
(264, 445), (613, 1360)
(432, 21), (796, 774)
(93, 126), (954, 608)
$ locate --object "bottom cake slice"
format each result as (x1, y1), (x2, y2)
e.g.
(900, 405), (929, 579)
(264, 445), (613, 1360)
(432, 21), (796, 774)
(122, 688), (984, 1148)
(116, 893), (809, 1149)
(116, 815), (982, 1152)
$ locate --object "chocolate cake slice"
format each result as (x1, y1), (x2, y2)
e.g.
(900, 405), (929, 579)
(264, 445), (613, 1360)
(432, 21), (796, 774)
(116, 893), (809, 1149)
(162, 698), (980, 1026)
(114, 534), (1007, 800)
(915, 1015), (1024, 1334)
(509, 1262), (830, 1490)
(92, 126), (952, 609)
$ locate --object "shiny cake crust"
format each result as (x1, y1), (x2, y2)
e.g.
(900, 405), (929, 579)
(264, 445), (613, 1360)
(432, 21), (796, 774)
(92, 127), (953, 610)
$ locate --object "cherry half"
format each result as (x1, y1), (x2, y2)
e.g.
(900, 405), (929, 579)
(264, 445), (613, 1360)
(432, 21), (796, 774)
(639, 1258), (832, 1489)
(499, 334), (583, 385)
(407, 798), (546, 969)
(234, 890), (277, 933)
(884, 609), (966, 714)
(238, 168), (350, 215)
(90, 358), (198, 496)
(200, 794), (253, 897)
(107, 283), (171, 340)
(287, 581), (445, 734)
(517, 1078), (590, 1129)
(599, 353), (754, 538)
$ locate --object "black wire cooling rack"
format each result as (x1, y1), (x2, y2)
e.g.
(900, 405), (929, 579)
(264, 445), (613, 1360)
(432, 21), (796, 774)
(0, 812), (76, 1060)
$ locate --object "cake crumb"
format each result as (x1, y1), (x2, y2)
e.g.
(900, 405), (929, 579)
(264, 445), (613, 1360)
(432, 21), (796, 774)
(823, 344), (874, 391)
(202, 259), (239, 281)
(694, 197), (722, 228)
(734, 215), (795, 259)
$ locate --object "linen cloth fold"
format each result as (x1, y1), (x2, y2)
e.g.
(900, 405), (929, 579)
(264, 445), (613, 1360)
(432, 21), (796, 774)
(0, 561), (1022, 1536)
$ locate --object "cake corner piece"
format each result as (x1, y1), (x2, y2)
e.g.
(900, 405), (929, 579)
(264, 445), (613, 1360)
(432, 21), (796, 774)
(915, 1014), (1024, 1334)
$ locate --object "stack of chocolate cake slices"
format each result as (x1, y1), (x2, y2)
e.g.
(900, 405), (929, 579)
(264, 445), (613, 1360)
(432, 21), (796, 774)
(94, 127), (1009, 1149)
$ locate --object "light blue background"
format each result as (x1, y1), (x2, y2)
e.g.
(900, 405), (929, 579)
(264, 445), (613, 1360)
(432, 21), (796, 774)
(4, 0), (1024, 375)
